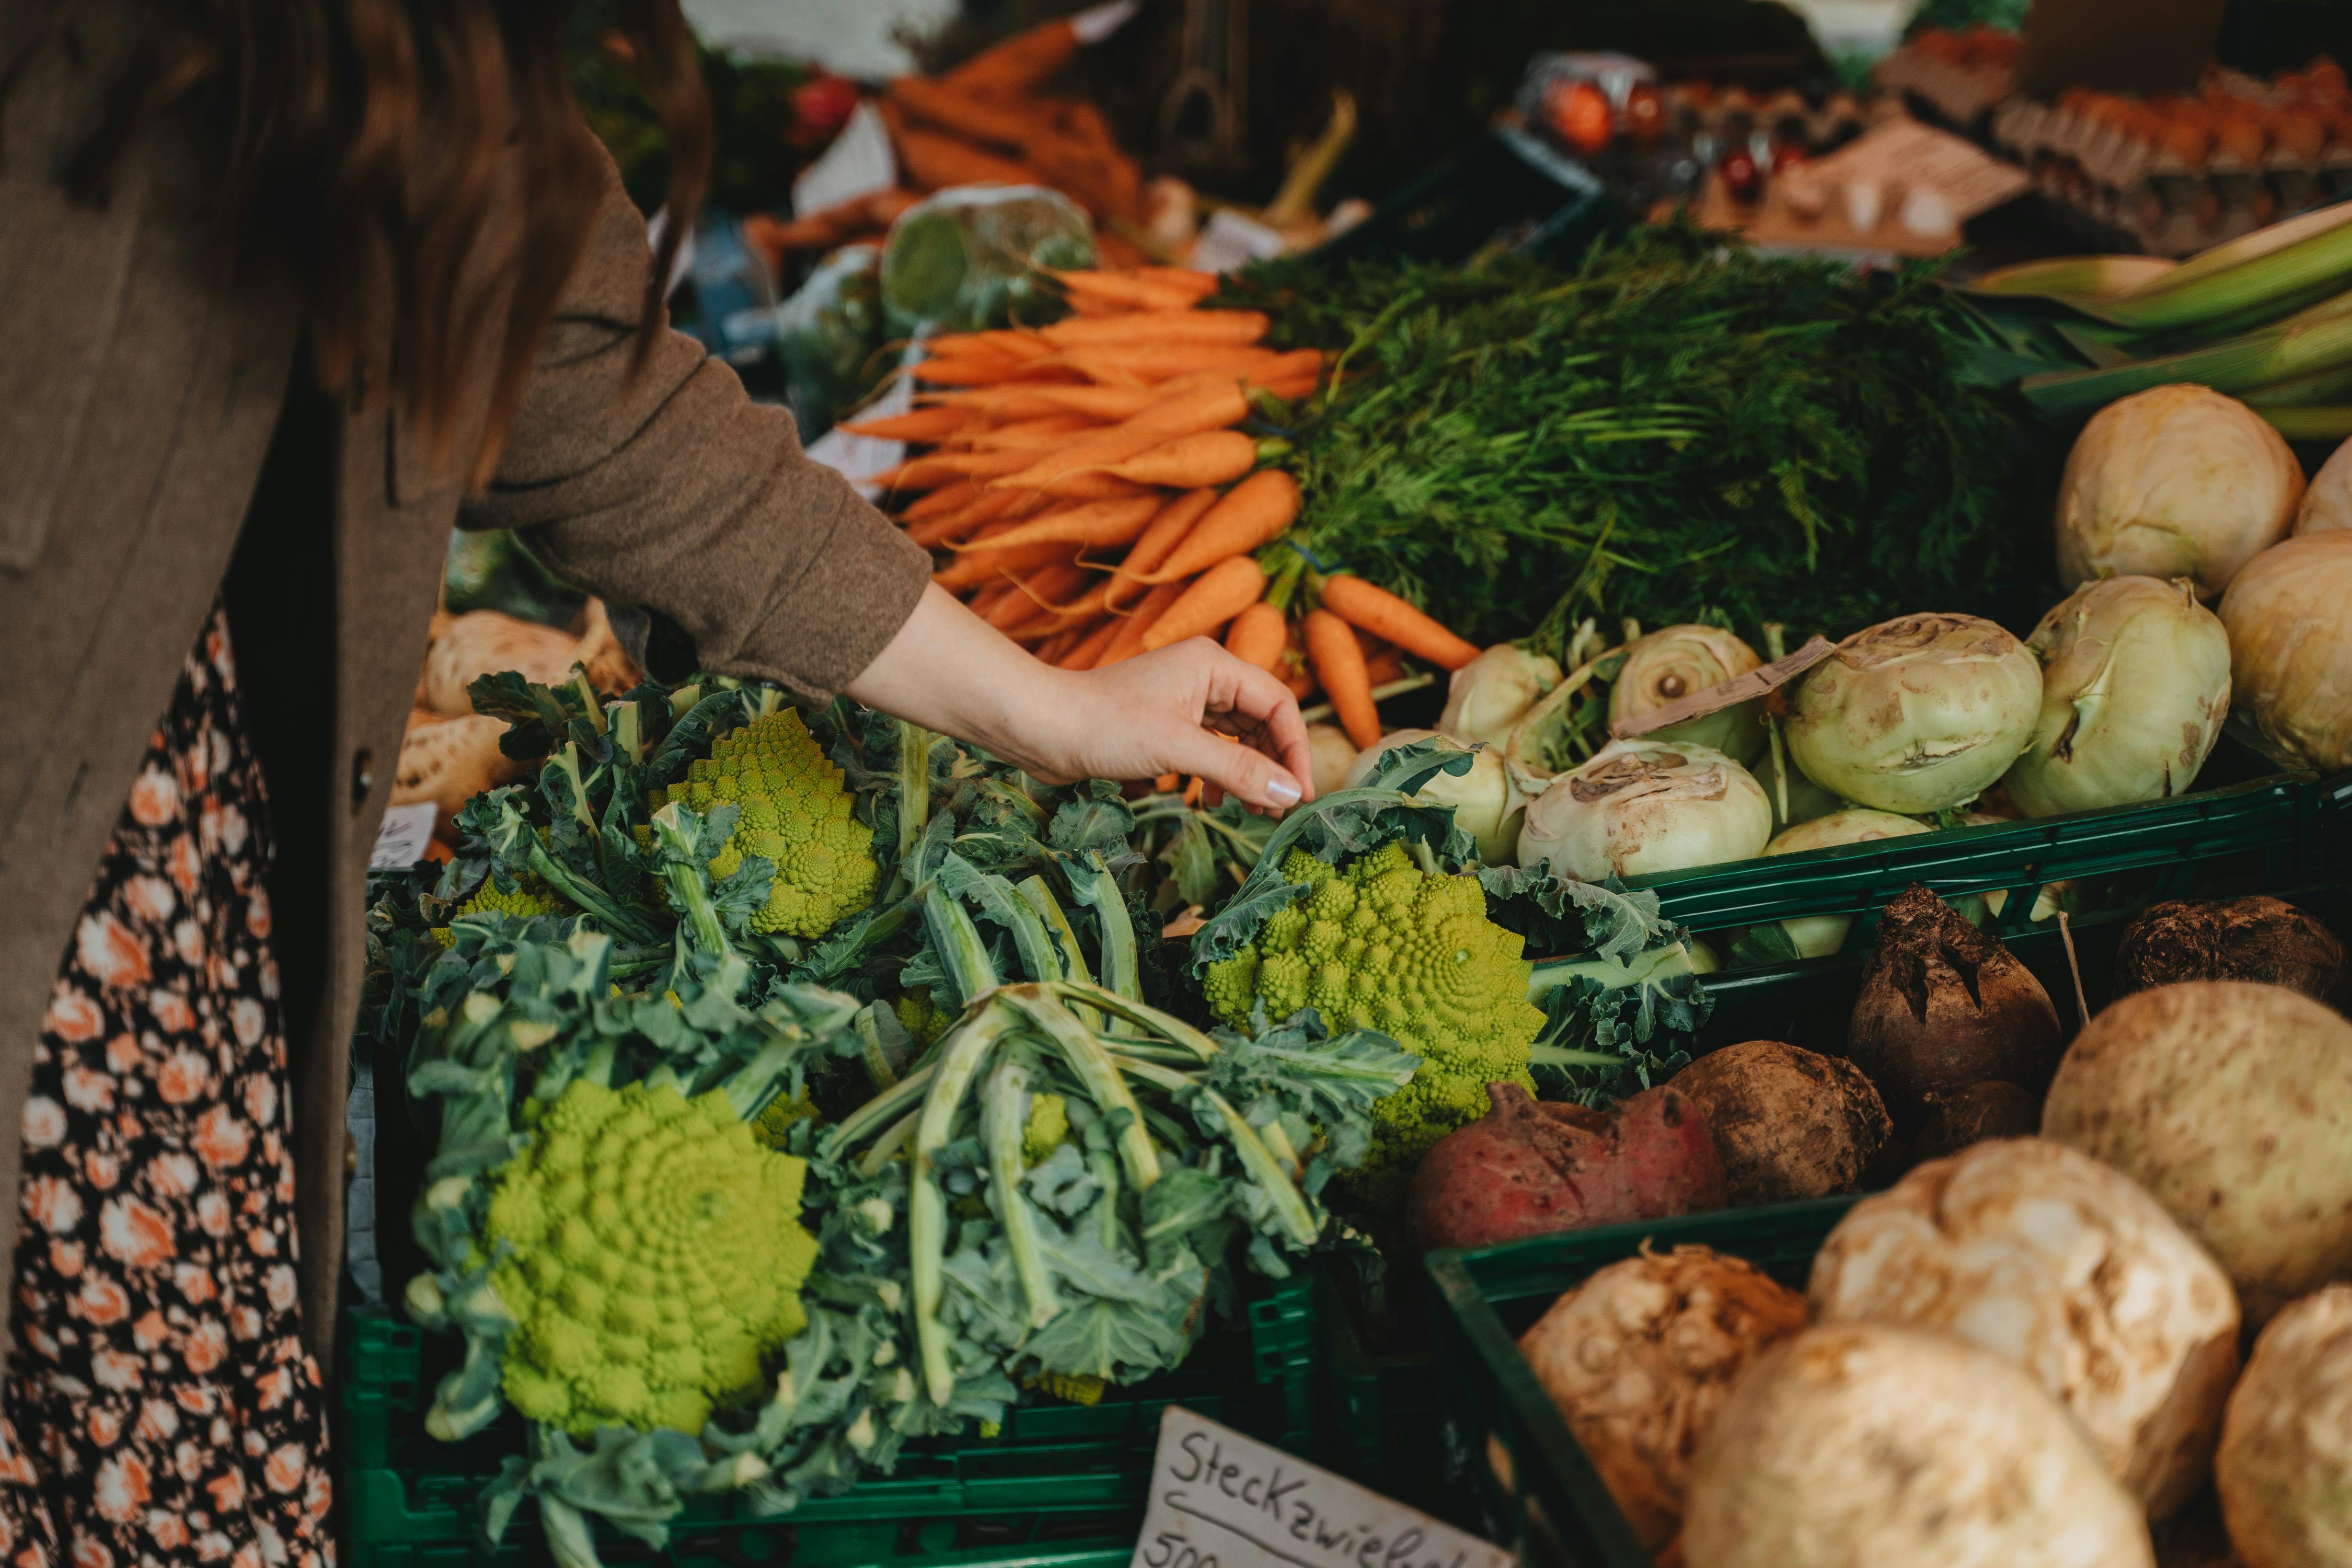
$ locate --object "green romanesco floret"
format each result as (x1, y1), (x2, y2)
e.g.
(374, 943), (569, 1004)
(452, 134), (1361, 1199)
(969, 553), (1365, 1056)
(1021, 1092), (1069, 1165)
(752, 1089), (821, 1149)
(661, 709), (877, 938)
(1202, 840), (1541, 1207)
(430, 877), (573, 948)
(482, 1078), (818, 1436)
(892, 988), (954, 1049)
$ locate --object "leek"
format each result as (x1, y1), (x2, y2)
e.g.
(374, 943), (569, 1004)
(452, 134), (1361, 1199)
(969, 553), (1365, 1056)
(2253, 405), (2352, 442)
(2079, 203), (2352, 331)
(2021, 308), (2352, 420)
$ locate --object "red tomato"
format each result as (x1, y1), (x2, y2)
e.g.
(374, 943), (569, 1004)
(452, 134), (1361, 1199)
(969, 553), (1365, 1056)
(1547, 79), (1616, 157)
(792, 75), (861, 141)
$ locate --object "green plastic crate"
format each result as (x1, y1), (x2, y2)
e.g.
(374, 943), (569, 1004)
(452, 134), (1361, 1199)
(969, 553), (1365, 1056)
(1423, 1200), (1860, 1564)
(1634, 768), (2352, 946)
(344, 1275), (1318, 1568)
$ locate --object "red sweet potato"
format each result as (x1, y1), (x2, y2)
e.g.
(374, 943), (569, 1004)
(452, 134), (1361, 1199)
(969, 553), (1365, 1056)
(1406, 1082), (1727, 1253)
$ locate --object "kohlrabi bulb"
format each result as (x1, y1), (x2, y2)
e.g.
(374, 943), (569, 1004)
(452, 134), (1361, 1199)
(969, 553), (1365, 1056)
(1518, 739), (1771, 881)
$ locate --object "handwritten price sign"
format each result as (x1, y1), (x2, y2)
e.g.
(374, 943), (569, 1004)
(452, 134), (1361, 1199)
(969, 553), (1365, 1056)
(1131, 1408), (1512, 1568)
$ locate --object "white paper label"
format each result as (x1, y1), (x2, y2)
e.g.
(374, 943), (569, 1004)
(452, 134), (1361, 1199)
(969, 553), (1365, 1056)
(369, 803), (439, 871)
(1187, 210), (1288, 275)
(804, 335), (919, 499)
(793, 101), (900, 222)
(1131, 1408), (1511, 1568)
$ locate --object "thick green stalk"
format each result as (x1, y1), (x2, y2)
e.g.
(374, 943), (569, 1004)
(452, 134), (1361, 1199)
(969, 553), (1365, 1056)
(2108, 204), (2352, 313)
(2021, 308), (2352, 419)
(982, 1055), (1062, 1329)
(1194, 1086), (1320, 1248)
(2254, 404), (2352, 442)
(650, 803), (731, 959)
(1019, 875), (1101, 1028)
(920, 886), (999, 1011)
(523, 841), (660, 947)
(910, 1003), (1019, 1407)
(828, 1064), (936, 1151)
(1005, 989), (1163, 1191)
(1047, 979), (1219, 1064)
(854, 1003), (902, 1092)
(897, 721), (934, 875)
(1061, 859), (1140, 1002)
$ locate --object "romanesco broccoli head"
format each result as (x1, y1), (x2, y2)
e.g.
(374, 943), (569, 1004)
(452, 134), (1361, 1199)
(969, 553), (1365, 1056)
(662, 709), (877, 937)
(892, 988), (953, 1048)
(430, 877), (572, 948)
(483, 1079), (818, 1436)
(1202, 840), (1540, 1207)
(1022, 1092), (1069, 1166)
(751, 1089), (821, 1149)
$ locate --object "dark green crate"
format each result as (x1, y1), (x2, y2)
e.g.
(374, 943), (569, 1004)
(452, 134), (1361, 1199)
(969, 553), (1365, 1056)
(1423, 1200), (1860, 1566)
(1634, 768), (2352, 943)
(344, 1274), (1317, 1568)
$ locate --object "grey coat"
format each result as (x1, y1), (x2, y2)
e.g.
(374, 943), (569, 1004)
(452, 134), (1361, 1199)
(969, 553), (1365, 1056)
(0, 2), (930, 1371)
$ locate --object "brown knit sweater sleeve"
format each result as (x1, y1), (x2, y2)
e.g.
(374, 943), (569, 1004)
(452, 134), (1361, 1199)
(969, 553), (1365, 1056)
(459, 144), (929, 702)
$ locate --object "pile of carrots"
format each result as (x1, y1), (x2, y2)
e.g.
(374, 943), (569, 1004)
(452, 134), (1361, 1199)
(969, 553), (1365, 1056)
(743, 17), (1156, 278)
(847, 269), (1486, 755)
(880, 21), (1146, 255)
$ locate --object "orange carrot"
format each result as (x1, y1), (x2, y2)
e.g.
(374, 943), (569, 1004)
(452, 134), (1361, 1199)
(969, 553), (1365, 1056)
(962, 413), (1102, 449)
(1048, 473), (1155, 502)
(1005, 385), (1166, 422)
(1052, 269), (1217, 309)
(1065, 347), (1280, 387)
(1363, 649), (1407, 687)
(990, 432), (1163, 491)
(986, 562), (1092, 630)
(933, 539), (1077, 592)
(1108, 383), (1252, 444)
(1096, 432), (1259, 490)
(1039, 310), (1270, 349)
(912, 355), (1030, 386)
(939, 17), (1078, 98)
(1304, 609), (1380, 748)
(842, 406), (975, 442)
(1098, 580), (1191, 667)
(1106, 489), (1218, 605)
(1223, 601), (1288, 674)
(951, 493), (1163, 554)
(1129, 469), (1300, 582)
(1317, 577), (1481, 671)
(1143, 557), (1267, 651)
(906, 512), (991, 549)
(1059, 615), (1126, 670)
(968, 580), (1018, 620)
(900, 478), (984, 522)
(1132, 266), (1223, 298)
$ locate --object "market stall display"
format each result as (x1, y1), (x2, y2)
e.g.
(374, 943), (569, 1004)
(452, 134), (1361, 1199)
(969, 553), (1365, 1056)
(361, 0), (2352, 1541)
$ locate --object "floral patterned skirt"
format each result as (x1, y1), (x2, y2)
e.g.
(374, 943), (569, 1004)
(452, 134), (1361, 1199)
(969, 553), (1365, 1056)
(0, 605), (335, 1568)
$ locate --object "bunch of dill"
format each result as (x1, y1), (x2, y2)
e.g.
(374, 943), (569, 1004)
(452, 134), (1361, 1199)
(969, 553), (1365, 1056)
(1226, 225), (2048, 652)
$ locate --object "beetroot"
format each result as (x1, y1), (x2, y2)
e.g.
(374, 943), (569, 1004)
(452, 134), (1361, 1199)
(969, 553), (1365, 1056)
(1406, 1082), (1728, 1253)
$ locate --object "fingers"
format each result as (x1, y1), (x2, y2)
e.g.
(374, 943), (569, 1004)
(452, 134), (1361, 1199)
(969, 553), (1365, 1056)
(1161, 723), (1303, 813)
(1193, 645), (1316, 803)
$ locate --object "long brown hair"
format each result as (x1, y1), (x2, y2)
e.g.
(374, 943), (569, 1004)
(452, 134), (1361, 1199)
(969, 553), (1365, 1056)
(6, 0), (711, 486)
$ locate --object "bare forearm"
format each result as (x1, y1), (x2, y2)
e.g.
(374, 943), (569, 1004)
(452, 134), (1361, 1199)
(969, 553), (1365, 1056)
(844, 585), (1078, 767)
(845, 583), (1310, 809)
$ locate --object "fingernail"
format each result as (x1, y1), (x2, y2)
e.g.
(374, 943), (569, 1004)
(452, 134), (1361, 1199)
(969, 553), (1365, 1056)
(1265, 775), (1301, 806)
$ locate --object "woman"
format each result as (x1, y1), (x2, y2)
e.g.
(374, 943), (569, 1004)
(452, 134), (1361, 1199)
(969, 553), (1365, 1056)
(0, 1), (1309, 1561)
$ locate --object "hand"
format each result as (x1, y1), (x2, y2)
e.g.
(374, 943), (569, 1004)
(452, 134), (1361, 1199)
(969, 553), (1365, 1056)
(846, 584), (1313, 813)
(1014, 640), (1312, 811)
